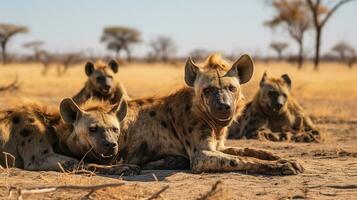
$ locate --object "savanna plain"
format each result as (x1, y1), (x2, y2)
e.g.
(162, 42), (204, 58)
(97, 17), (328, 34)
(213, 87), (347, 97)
(0, 61), (356, 199)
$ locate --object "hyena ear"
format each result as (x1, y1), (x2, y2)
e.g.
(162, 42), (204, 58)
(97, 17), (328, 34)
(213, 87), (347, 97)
(281, 74), (292, 89)
(184, 57), (200, 87)
(85, 62), (95, 76)
(108, 60), (119, 74)
(60, 98), (84, 124)
(227, 54), (254, 84)
(114, 97), (128, 122)
(260, 71), (268, 87)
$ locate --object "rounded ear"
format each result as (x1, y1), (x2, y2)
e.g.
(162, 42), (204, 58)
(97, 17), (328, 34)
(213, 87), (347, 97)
(184, 57), (200, 87)
(115, 97), (128, 122)
(108, 60), (119, 74)
(85, 62), (95, 76)
(60, 98), (83, 124)
(260, 71), (268, 87)
(281, 74), (292, 89)
(226, 54), (254, 84)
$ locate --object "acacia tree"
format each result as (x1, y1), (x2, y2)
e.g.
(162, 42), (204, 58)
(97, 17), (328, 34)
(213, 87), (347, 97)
(270, 42), (288, 60)
(331, 41), (356, 68)
(0, 24), (28, 64)
(266, 0), (311, 69)
(149, 36), (176, 63)
(23, 40), (44, 61)
(306, 0), (354, 70)
(101, 26), (140, 61)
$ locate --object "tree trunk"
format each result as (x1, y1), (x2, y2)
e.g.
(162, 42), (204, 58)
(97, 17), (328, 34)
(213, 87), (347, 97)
(115, 48), (120, 60)
(298, 40), (304, 69)
(125, 48), (131, 62)
(313, 28), (322, 70)
(278, 51), (282, 61)
(1, 42), (6, 64)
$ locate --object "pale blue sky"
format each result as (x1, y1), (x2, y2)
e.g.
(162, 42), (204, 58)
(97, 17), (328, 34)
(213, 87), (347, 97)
(1, 0), (356, 57)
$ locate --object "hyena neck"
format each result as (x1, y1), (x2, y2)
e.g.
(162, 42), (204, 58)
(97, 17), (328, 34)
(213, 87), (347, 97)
(252, 93), (273, 117)
(192, 104), (227, 135)
(54, 122), (87, 159)
(84, 80), (108, 98)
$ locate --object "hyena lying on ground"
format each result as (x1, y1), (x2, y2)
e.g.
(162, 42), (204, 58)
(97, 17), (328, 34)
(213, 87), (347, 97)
(0, 98), (139, 175)
(73, 60), (129, 105)
(117, 54), (303, 175)
(229, 72), (320, 142)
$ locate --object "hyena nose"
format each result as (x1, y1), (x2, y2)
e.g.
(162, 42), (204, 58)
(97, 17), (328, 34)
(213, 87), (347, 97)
(103, 140), (117, 149)
(275, 103), (283, 109)
(217, 103), (231, 111)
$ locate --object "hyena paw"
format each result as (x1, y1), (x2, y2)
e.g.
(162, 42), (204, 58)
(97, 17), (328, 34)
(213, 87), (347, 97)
(109, 164), (141, 176)
(276, 159), (304, 175)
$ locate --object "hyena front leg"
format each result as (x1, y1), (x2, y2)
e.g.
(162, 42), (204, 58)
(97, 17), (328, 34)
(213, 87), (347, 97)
(220, 147), (280, 161)
(240, 117), (281, 141)
(22, 152), (140, 175)
(191, 150), (303, 175)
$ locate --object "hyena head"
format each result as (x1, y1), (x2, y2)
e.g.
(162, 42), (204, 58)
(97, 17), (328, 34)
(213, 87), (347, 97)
(258, 72), (292, 113)
(60, 97), (127, 162)
(8, 106), (59, 139)
(85, 60), (119, 95)
(185, 53), (254, 126)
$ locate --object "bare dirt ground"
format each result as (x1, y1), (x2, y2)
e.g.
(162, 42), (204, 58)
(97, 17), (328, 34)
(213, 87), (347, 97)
(0, 62), (356, 199)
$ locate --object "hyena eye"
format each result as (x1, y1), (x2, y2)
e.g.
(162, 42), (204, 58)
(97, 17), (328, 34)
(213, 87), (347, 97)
(112, 127), (119, 133)
(203, 87), (211, 94)
(228, 85), (237, 92)
(89, 127), (98, 132)
(282, 93), (287, 98)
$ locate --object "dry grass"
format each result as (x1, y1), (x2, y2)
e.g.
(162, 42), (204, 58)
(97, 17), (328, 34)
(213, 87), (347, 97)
(0, 61), (356, 118)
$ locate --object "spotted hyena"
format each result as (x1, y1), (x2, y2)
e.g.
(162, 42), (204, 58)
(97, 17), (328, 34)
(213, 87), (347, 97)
(229, 72), (320, 142)
(0, 98), (139, 175)
(116, 54), (303, 175)
(73, 60), (129, 105)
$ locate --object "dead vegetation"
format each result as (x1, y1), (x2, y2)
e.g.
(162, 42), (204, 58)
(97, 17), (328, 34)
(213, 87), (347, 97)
(0, 76), (20, 92)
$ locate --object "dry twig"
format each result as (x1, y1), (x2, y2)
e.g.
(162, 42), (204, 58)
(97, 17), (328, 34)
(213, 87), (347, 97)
(9, 183), (125, 200)
(145, 185), (170, 200)
(0, 76), (20, 92)
(196, 180), (223, 200)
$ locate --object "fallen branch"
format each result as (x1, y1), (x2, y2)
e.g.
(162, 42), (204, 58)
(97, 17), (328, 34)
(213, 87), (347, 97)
(309, 184), (357, 189)
(196, 180), (223, 200)
(9, 183), (125, 200)
(145, 185), (169, 200)
(0, 76), (20, 92)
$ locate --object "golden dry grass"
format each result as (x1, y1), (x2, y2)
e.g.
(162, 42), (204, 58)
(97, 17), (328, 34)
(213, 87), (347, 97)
(0, 61), (356, 118)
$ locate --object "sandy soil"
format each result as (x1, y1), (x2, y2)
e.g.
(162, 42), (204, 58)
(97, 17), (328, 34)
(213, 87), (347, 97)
(1, 118), (356, 200)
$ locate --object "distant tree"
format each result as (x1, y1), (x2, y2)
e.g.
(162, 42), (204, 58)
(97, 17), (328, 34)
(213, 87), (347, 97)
(269, 42), (288, 60)
(266, 0), (311, 69)
(331, 41), (356, 68)
(0, 23), (28, 64)
(23, 40), (44, 61)
(101, 26), (141, 61)
(149, 36), (176, 63)
(306, 0), (354, 70)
